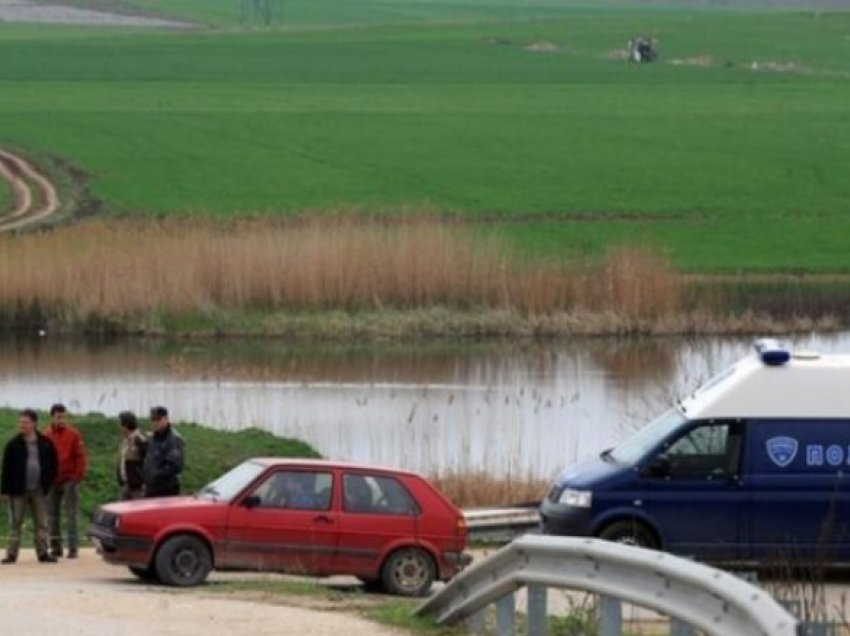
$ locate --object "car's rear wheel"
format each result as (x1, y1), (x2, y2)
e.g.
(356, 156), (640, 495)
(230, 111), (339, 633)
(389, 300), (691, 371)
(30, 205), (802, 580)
(154, 535), (212, 587)
(128, 565), (160, 583)
(598, 519), (659, 549)
(381, 547), (435, 597)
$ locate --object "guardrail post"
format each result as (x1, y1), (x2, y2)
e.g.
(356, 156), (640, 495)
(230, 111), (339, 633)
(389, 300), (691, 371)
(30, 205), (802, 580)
(496, 593), (515, 635)
(465, 609), (486, 634)
(526, 584), (548, 636)
(599, 596), (622, 636)
(670, 619), (696, 636)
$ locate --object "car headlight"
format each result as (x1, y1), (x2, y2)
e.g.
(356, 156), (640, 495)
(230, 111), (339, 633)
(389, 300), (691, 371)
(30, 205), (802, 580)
(558, 488), (592, 508)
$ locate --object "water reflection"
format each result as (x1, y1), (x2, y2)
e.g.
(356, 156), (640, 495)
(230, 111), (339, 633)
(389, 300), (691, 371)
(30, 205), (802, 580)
(0, 334), (848, 478)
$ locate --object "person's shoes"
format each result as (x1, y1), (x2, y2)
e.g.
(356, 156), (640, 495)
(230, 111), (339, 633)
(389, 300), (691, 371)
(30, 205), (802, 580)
(37, 554), (58, 563)
(1, 556), (16, 565)
(67, 549), (78, 559)
(50, 548), (62, 559)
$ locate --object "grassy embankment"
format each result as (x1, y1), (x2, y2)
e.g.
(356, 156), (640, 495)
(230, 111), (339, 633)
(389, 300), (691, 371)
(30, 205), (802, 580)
(0, 408), (319, 540)
(1, 2), (850, 272)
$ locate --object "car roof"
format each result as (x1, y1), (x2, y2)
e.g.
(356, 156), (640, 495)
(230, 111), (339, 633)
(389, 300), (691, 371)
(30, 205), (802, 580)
(680, 351), (850, 420)
(249, 457), (421, 477)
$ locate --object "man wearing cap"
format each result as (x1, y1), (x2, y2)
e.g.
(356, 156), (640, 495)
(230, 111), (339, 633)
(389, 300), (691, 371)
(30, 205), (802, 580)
(117, 411), (148, 500)
(44, 403), (87, 559)
(143, 406), (184, 498)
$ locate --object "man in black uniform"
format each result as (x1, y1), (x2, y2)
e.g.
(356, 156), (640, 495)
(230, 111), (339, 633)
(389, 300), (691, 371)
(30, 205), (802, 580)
(143, 406), (184, 498)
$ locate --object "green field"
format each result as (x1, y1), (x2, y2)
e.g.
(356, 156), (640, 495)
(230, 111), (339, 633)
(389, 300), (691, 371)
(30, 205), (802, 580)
(1, 1), (849, 270)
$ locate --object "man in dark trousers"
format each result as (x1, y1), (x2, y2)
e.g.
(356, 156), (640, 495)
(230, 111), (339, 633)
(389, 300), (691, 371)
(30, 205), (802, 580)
(117, 411), (147, 500)
(1, 409), (58, 564)
(44, 403), (87, 559)
(143, 406), (184, 498)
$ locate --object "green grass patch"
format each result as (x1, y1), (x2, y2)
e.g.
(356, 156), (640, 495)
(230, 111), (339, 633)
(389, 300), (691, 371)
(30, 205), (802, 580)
(2, 2), (850, 269)
(205, 579), (462, 633)
(0, 408), (319, 540)
(206, 578), (334, 597)
(366, 599), (464, 634)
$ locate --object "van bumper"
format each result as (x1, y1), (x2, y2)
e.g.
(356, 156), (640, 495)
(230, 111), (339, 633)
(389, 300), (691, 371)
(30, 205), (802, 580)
(539, 499), (594, 537)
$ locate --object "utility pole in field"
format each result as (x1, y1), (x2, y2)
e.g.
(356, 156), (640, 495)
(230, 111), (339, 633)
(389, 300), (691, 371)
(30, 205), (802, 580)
(239, 0), (281, 26)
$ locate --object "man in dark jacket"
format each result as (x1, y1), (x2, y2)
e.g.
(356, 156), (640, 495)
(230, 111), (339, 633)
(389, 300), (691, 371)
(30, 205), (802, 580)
(1, 409), (58, 563)
(143, 406), (184, 498)
(117, 411), (147, 500)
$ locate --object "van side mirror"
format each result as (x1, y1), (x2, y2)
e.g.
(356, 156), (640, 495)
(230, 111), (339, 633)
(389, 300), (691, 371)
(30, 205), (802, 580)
(241, 495), (261, 509)
(642, 454), (671, 478)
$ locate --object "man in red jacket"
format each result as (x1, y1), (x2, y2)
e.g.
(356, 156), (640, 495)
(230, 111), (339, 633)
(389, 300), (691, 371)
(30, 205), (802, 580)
(44, 404), (87, 559)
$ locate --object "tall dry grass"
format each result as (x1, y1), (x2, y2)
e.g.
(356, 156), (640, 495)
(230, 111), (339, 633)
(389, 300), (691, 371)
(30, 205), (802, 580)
(0, 218), (680, 325)
(430, 471), (549, 508)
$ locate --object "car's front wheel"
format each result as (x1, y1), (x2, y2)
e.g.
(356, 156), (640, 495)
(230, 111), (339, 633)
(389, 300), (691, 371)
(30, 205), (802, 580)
(381, 547), (435, 596)
(128, 565), (160, 583)
(154, 535), (212, 587)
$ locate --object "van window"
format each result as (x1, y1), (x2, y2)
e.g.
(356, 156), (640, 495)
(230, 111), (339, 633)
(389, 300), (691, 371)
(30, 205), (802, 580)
(610, 408), (687, 465)
(658, 423), (742, 480)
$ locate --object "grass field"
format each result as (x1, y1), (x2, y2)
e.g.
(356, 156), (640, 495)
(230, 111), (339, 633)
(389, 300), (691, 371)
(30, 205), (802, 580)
(1, 1), (849, 270)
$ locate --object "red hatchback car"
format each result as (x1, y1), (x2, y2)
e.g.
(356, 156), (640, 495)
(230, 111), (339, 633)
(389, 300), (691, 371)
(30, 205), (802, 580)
(89, 459), (470, 595)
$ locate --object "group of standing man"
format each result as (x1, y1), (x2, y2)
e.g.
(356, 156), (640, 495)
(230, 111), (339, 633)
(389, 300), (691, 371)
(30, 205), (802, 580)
(0, 404), (185, 564)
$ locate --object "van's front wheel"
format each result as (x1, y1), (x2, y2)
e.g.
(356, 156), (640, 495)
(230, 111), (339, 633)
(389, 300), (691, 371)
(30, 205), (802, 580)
(598, 520), (658, 549)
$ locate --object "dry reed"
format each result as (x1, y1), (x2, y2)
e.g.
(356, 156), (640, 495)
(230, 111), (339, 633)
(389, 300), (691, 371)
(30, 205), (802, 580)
(0, 218), (682, 325)
(430, 471), (549, 508)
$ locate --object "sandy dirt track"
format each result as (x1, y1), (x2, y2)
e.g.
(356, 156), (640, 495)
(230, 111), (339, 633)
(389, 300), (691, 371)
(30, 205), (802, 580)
(0, 148), (60, 232)
(0, 549), (405, 636)
(0, 0), (193, 27)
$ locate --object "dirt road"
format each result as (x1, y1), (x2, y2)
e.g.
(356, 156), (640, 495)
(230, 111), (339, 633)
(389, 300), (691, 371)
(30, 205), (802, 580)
(0, 148), (60, 232)
(0, 549), (405, 636)
(0, 0), (194, 27)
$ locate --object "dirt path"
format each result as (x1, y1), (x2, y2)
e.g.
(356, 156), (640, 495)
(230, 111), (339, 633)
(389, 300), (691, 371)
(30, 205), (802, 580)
(0, 549), (406, 635)
(0, 148), (60, 232)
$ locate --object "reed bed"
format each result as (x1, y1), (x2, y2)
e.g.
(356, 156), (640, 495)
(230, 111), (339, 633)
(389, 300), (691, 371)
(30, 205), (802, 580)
(430, 471), (549, 508)
(0, 218), (682, 326)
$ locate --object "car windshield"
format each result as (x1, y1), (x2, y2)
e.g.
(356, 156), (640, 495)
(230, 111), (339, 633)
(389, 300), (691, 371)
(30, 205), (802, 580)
(608, 408), (687, 465)
(198, 460), (265, 502)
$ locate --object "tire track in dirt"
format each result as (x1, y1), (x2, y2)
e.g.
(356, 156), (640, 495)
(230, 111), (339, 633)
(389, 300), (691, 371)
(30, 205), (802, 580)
(0, 148), (60, 232)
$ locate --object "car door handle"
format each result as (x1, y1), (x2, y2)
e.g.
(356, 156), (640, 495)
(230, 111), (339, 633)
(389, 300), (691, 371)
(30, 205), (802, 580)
(313, 514), (334, 524)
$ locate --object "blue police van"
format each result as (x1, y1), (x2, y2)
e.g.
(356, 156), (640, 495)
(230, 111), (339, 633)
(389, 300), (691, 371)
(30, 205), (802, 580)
(540, 340), (850, 563)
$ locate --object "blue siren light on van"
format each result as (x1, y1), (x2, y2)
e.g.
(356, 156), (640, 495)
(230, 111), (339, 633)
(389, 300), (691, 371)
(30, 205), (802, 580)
(753, 338), (790, 366)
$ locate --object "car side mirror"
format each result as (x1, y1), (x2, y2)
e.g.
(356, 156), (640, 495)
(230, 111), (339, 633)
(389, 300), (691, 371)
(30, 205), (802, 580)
(642, 454), (671, 478)
(241, 495), (261, 509)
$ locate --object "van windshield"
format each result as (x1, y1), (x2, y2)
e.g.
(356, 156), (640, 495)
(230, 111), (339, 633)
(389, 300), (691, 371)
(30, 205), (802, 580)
(608, 408), (686, 465)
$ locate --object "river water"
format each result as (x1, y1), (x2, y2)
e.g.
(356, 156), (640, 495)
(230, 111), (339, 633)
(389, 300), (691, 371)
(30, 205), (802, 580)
(0, 333), (848, 480)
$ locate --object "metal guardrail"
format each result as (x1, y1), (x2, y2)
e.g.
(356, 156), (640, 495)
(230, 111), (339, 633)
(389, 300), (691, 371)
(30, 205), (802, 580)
(463, 507), (539, 543)
(417, 535), (799, 636)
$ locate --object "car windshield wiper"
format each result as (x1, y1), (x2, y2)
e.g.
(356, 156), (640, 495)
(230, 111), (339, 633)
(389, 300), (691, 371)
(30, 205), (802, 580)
(200, 485), (220, 498)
